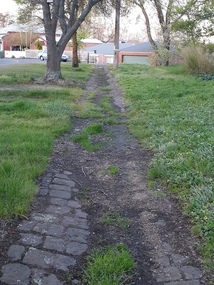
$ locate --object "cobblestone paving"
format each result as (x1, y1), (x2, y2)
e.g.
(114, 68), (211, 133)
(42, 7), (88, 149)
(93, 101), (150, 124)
(0, 171), (87, 285)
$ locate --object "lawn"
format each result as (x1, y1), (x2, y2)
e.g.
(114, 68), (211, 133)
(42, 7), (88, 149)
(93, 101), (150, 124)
(112, 64), (214, 269)
(0, 63), (93, 217)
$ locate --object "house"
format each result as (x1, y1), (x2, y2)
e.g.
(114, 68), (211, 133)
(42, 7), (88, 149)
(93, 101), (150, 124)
(80, 42), (134, 64)
(119, 42), (156, 65)
(0, 23), (104, 59)
(0, 23), (63, 58)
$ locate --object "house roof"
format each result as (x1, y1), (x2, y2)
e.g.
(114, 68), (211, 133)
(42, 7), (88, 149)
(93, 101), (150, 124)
(0, 23), (46, 35)
(81, 42), (134, 55)
(0, 23), (62, 36)
(120, 41), (157, 52)
(81, 38), (103, 44)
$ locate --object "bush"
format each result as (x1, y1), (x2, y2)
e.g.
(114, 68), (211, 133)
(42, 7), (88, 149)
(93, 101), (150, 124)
(36, 40), (43, 50)
(181, 45), (214, 75)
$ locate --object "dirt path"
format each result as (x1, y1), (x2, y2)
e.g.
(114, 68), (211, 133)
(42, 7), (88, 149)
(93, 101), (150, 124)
(0, 65), (209, 284)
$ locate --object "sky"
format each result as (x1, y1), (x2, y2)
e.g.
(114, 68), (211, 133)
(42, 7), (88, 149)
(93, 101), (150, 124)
(0, 0), (146, 42)
(1, 0), (18, 14)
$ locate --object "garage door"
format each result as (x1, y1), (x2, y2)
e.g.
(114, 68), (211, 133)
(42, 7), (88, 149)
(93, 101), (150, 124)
(123, 55), (150, 65)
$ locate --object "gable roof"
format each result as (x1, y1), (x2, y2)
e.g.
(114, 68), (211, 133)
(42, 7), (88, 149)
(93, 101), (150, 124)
(81, 42), (134, 55)
(81, 38), (103, 44)
(120, 41), (157, 52)
(0, 23), (61, 36)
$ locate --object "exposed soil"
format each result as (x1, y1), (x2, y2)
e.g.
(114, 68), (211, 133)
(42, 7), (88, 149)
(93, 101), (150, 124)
(0, 65), (212, 284)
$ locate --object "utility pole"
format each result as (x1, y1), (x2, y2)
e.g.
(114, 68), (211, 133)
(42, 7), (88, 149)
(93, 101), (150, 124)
(113, 0), (121, 69)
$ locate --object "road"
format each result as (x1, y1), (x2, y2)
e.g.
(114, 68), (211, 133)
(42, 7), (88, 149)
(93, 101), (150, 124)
(0, 58), (44, 66)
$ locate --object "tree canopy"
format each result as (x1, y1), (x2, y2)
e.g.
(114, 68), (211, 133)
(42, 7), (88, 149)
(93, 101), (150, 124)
(172, 0), (214, 40)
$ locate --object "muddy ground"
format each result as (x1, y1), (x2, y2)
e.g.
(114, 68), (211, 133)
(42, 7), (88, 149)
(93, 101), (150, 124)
(0, 65), (212, 284)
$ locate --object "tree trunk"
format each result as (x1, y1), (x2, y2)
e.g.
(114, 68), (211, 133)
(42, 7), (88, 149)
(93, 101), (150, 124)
(114, 0), (121, 69)
(44, 44), (63, 81)
(72, 32), (79, 68)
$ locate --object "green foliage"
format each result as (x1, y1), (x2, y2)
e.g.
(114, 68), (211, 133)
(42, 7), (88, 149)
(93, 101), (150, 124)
(83, 244), (135, 285)
(108, 165), (119, 175)
(72, 123), (103, 152)
(101, 212), (129, 229)
(113, 64), (214, 269)
(36, 40), (42, 50)
(172, 0), (214, 39)
(156, 48), (173, 66)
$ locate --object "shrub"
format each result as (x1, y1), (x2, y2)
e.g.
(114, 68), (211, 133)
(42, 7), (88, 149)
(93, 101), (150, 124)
(181, 45), (214, 75)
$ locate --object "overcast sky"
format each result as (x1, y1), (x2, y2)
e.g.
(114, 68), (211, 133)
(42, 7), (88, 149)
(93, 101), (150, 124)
(0, 0), (145, 42)
(1, 0), (18, 14)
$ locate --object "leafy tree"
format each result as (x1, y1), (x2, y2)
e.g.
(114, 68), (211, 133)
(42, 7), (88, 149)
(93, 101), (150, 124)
(172, 0), (214, 40)
(15, 0), (103, 81)
(133, 0), (175, 66)
(0, 12), (14, 28)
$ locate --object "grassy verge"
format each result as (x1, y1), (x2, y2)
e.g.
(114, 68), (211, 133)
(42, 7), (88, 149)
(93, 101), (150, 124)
(112, 64), (214, 269)
(83, 244), (135, 285)
(0, 63), (93, 217)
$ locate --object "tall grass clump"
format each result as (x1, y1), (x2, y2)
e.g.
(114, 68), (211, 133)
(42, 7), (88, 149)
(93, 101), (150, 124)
(83, 244), (135, 285)
(182, 44), (214, 75)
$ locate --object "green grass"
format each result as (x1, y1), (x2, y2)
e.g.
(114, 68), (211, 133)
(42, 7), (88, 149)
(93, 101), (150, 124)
(72, 122), (103, 152)
(108, 165), (119, 175)
(0, 63), (93, 217)
(113, 64), (214, 270)
(83, 244), (135, 285)
(0, 63), (92, 85)
(100, 212), (130, 229)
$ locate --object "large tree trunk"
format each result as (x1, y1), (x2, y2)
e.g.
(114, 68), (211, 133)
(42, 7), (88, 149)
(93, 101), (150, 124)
(45, 46), (63, 81)
(72, 32), (79, 68)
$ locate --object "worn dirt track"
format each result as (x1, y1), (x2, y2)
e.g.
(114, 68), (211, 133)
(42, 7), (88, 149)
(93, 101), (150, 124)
(0, 65), (211, 285)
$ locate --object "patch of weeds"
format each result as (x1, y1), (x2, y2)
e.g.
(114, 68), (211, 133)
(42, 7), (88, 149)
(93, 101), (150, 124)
(100, 212), (130, 229)
(103, 117), (118, 125)
(100, 86), (112, 91)
(88, 91), (96, 100)
(76, 102), (103, 119)
(72, 123), (103, 152)
(147, 181), (156, 189)
(83, 244), (135, 285)
(99, 97), (120, 116)
(154, 191), (167, 198)
(85, 122), (103, 135)
(64, 272), (73, 282)
(73, 132), (100, 152)
(108, 165), (119, 175)
(79, 187), (91, 201)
